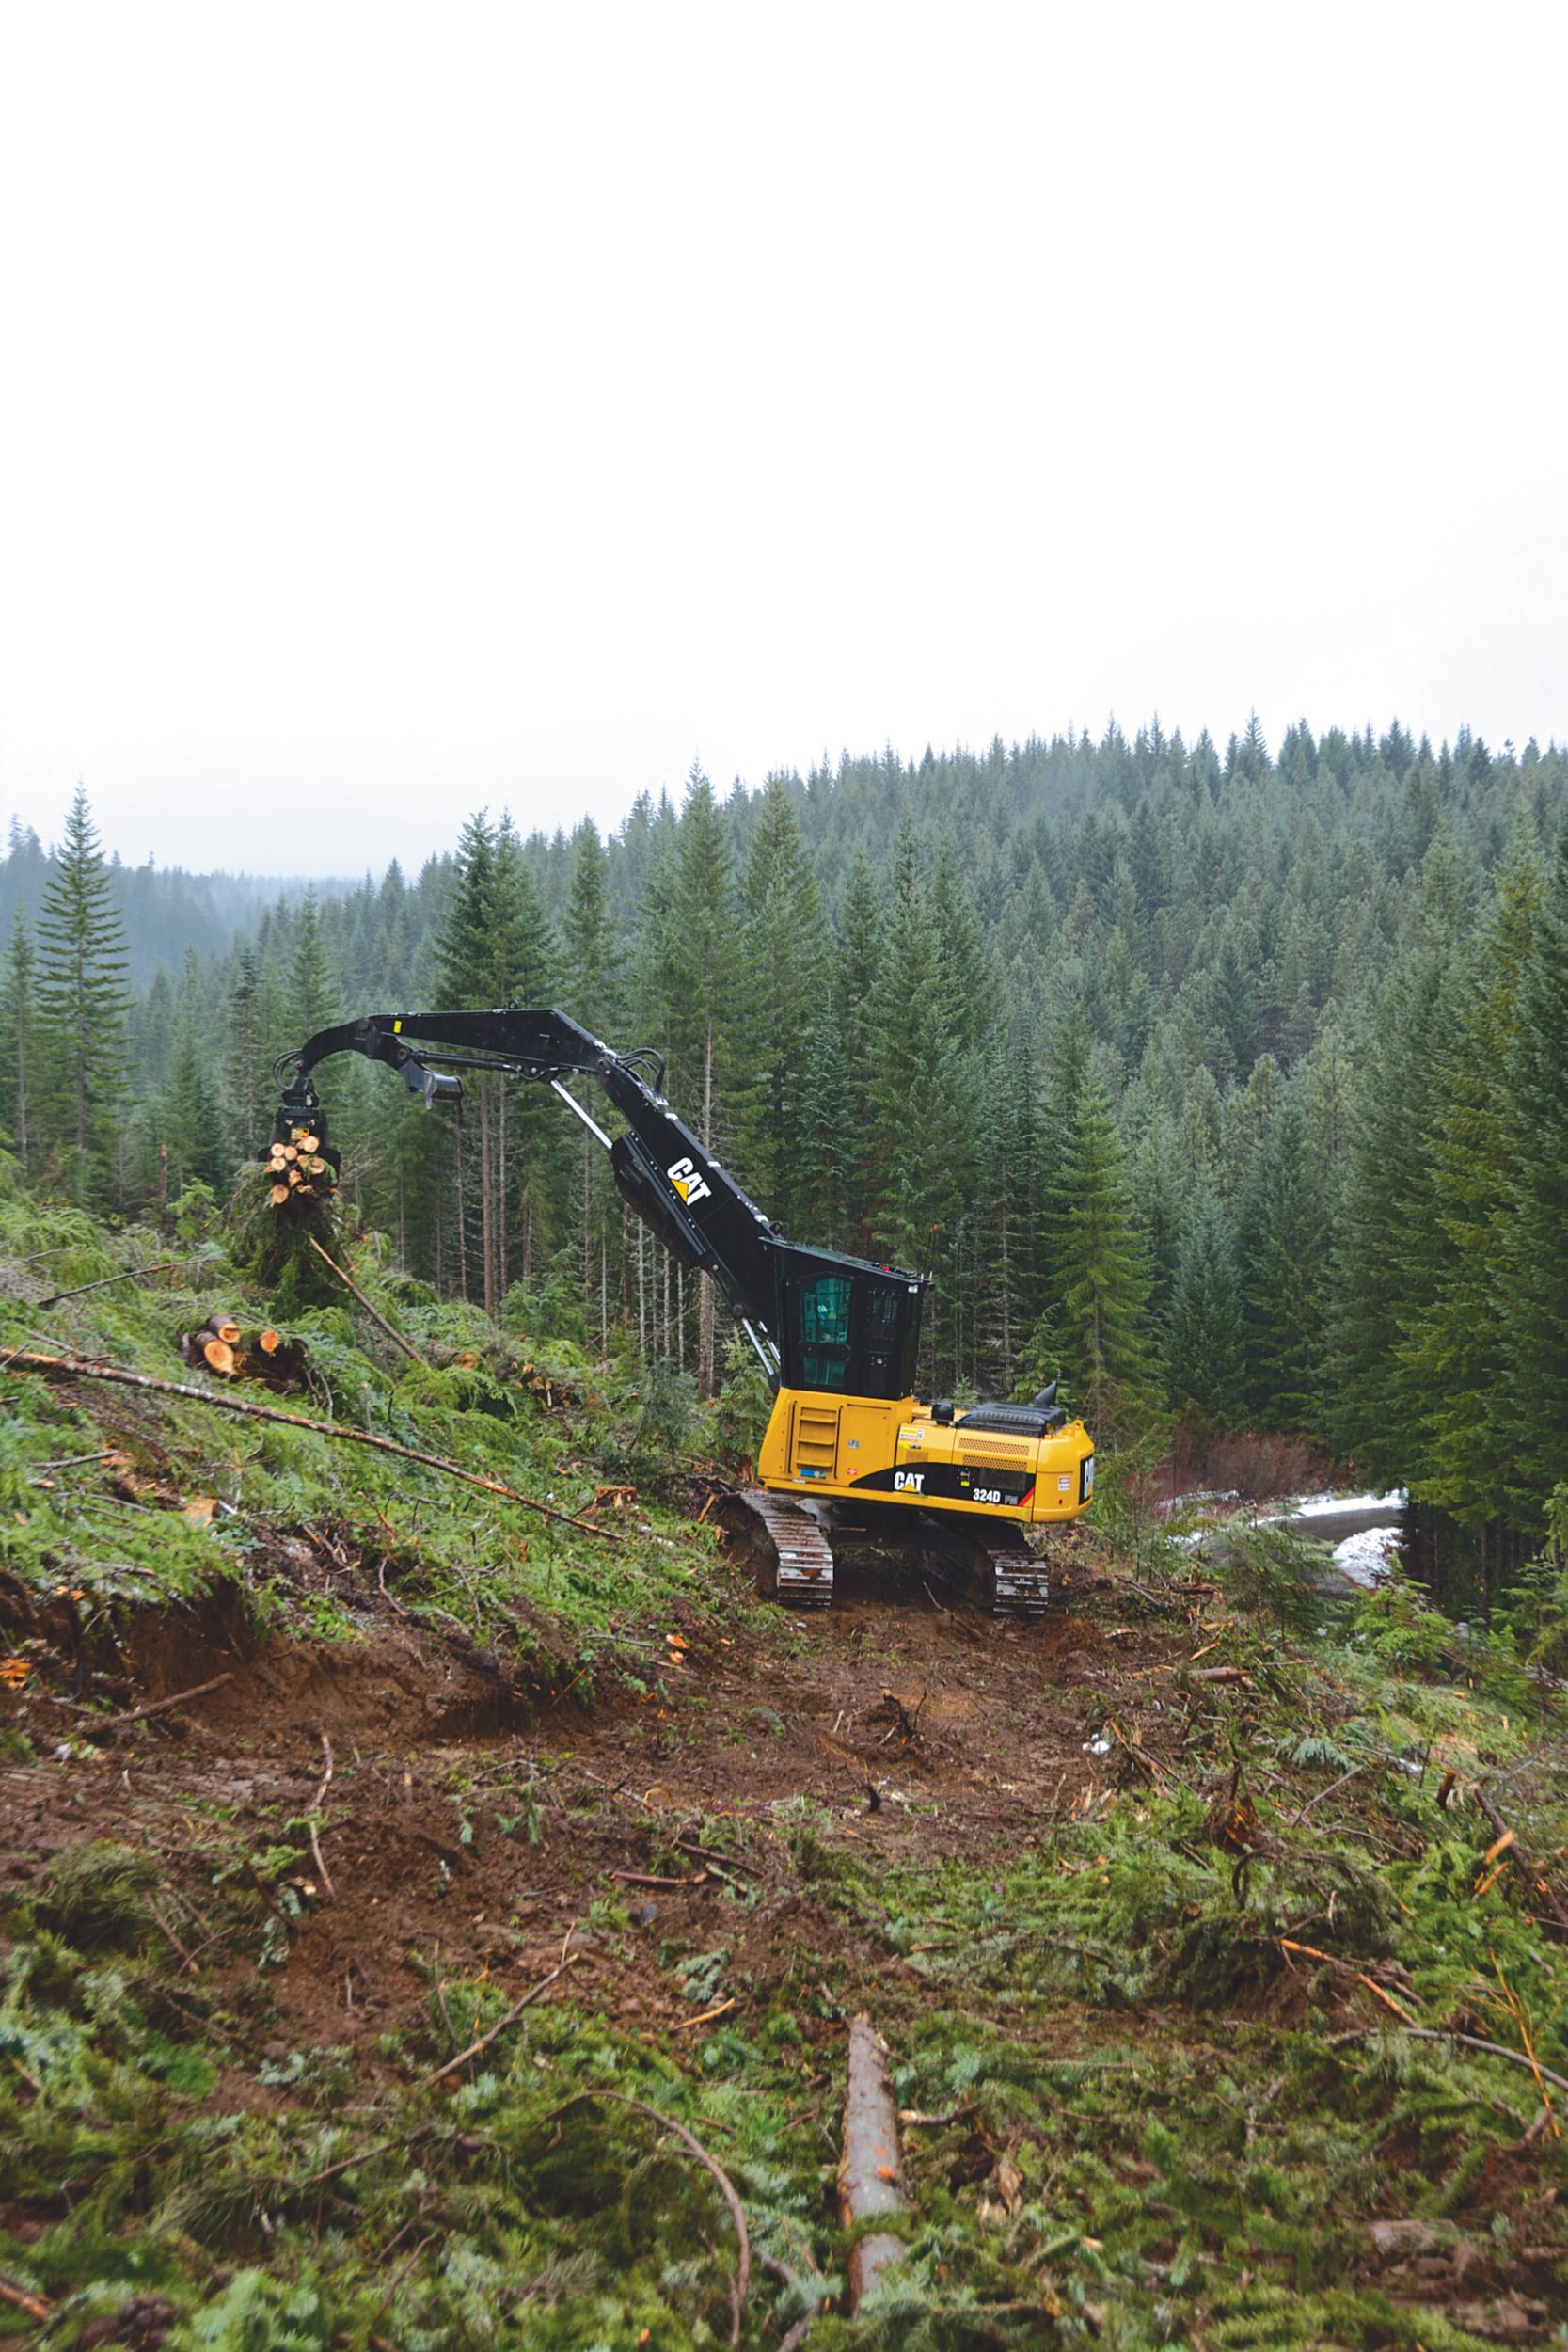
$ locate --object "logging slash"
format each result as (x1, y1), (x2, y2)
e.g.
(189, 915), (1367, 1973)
(0, 1348), (619, 1543)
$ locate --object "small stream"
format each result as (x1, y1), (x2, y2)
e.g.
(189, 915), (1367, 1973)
(1166, 1488), (1407, 1589)
(1264, 1490), (1406, 1588)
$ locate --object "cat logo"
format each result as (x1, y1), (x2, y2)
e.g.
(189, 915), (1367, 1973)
(894, 1470), (925, 1493)
(666, 1154), (713, 1206)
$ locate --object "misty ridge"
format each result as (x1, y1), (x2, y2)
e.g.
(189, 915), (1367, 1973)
(0, 819), (354, 994)
(1, 714), (1559, 993)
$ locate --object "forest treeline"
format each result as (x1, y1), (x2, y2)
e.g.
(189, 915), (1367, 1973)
(2, 714), (1565, 1580)
(0, 818), (335, 993)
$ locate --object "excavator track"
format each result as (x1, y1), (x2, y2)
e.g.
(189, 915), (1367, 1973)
(720, 1488), (835, 1608)
(918, 1516), (1053, 1617)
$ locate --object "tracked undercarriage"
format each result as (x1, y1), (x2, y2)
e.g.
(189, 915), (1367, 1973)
(721, 1488), (1054, 1617)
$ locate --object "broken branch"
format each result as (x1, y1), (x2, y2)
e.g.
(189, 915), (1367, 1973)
(308, 1238), (426, 1365)
(1474, 1786), (1568, 1939)
(424, 1952), (581, 2084)
(36, 1261), (189, 1309)
(0, 2273), (52, 2322)
(550, 2091), (751, 2347)
(2, 1348), (617, 1545)
(87, 1672), (234, 1734)
(1334, 2025), (1568, 2099)
(1275, 1940), (1418, 2025)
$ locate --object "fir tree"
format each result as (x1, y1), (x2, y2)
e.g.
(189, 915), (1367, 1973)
(1164, 1190), (1245, 1426)
(36, 787), (131, 1194)
(1049, 1048), (1156, 1441)
(227, 945), (268, 1164)
(651, 767), (747, 1391)
(0, 910), (39, 1170)
(1239, 1097), (1325, 1431)
(739, 776), (829, 1238)
(562, 820), (625, 1346)
(435, 813), (498, 1004)
(816, 850), (884, 1253)
(562, 820), (623, 1035)
(1500, 824), (1568, 1529)
(289, 888), (339, 1038)
(1325, 836), (1473, 1481)
(866, 824), (968, 1381)
(1400, 831), (1542, 1534)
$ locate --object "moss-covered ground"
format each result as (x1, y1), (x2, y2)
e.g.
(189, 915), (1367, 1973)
(0, 1184), (1564, 2348)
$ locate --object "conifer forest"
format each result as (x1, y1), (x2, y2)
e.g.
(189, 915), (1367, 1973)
(3, 717), (1565, 1583)
(3, 722), (1568, 2351)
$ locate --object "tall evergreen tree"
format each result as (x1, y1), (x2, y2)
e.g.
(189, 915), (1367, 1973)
(739, 776), (829, 1238)
(647, 767), (747, 1391)
(866, 825), (968, 1383)
(1400, 832), (1542, 1534)
(1045, 1045), (1155, 1440)
(562, 821), (623, 1035)
(1325, 837), (1473, 1480)
(36, 787), (131, 1195)
(1164, 1189), (1246, 1426)
(816, 851), (884, 1253)
(289, 887), (339, 1037)
(1239, 1096), (1326, 1431)
(491, 817), (562, 1302)
(1500, 824), (1568, 1529)
(0, 911), (39, 1170)
(227, 945), (268, 1165)
(562, 821), (625, 1347)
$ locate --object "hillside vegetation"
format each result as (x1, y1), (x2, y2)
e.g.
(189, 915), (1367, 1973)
(2, 719), (1566, 1602)
(0, 1181), (1565, 2347)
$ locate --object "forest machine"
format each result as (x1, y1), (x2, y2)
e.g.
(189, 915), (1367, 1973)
(273, 1009), (1096, 1613)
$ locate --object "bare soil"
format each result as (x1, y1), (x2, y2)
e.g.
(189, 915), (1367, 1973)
(6, 1545), (1565, 2344)
(0, 1548), (1176, 2066)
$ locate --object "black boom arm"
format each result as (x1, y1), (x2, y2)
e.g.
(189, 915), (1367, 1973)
(275, 1009), (927, 1396)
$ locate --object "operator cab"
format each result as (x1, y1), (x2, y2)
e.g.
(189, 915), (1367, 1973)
(777, 1254), (926, 1400)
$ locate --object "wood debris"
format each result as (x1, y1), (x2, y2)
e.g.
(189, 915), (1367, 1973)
(838, 2015), (909, 2310)
(178, 1314), (310, 1391)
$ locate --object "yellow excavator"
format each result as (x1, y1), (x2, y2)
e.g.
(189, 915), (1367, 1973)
(273, 1008), (1095, 1613)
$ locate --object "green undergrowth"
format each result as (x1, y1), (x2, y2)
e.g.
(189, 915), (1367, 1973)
(0, 1175), (767, 1710)
(5, 1640), (1567, 2348)
(2, 1179), (1567, 2344)
(781, 1629), (1568, 2347)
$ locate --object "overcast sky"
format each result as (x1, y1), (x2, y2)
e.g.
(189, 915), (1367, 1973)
(1, 3), (1564, 876)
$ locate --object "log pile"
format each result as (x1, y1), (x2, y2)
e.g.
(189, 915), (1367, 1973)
(177, 1314), (309, 1391)
(225, 1156), (345, 1308)
(265, 1126), (335, 1212)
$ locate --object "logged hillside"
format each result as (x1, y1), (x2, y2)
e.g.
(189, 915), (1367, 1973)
(2, 719), (1566, 1593)
(1, 1184), (1567, 2346)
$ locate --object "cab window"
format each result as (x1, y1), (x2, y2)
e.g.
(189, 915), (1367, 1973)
(795, 1274), (851, 1390)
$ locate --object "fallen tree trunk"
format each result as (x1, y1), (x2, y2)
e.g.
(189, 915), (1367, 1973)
(838, 2015), (908, 2309)
(1, 1348), (617, 1545)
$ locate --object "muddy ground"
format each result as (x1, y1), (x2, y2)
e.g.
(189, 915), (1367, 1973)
(1, 1546), (1163, 2070)
(5, 1536), (1567, 2347)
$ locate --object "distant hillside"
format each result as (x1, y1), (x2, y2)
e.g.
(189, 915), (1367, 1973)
(0, 818), (355, 991)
